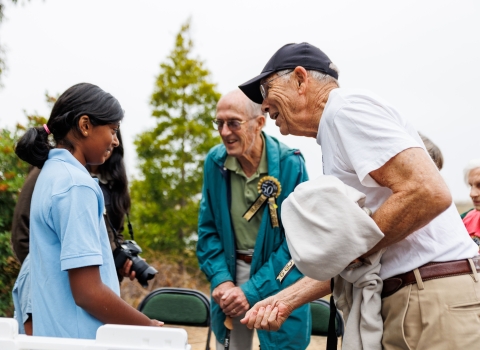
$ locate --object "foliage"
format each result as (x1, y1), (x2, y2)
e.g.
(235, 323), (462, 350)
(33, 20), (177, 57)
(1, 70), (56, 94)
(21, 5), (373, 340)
(0, 113), (46, 316)
(131, 20), (221, 253)
(0, 0), (19, 86)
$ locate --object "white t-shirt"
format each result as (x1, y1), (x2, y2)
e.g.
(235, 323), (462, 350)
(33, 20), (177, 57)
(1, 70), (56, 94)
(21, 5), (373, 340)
(317, 88), (478, 279)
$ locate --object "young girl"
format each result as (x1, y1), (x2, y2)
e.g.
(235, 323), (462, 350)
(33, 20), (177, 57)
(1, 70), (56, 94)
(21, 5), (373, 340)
(86, 129), (139, 282)
(87, 128), (130, 247)
(15, 83), (162, 339)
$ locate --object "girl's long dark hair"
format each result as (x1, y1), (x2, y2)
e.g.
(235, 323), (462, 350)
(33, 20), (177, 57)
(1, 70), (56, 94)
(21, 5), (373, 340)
(15, 83), (124, 168)
(95, 129), (131, 218)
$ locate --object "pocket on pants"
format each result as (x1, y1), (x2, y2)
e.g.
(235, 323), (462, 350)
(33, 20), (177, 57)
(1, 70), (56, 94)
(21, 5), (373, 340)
(440, 300), (480, 349)
(448, 300), (480, 312)
(382, 285), (413, 350)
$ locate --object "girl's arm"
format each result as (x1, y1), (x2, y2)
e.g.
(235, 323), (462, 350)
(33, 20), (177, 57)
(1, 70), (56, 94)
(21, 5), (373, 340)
(69, 265), (162, 326)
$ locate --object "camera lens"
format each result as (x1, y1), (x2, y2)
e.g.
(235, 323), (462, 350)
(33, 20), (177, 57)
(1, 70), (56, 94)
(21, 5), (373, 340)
(131, 256), (158, 288)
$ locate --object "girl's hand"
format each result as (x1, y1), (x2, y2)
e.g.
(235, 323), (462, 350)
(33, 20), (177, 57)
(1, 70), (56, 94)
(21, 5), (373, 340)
(150, 319), (164, 327)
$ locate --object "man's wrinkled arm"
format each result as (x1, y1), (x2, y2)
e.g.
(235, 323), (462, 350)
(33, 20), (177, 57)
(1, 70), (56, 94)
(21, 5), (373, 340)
(365, 147), (452, 256)
(241, 277), (330, 331)
(241, 239), (304, 306)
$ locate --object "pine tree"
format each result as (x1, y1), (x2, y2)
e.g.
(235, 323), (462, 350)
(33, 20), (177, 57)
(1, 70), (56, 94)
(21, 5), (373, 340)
(131, 20), (221, 252)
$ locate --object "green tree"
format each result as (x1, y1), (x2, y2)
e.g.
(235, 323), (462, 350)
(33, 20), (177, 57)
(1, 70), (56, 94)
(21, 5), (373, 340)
(131, 20), (221, 253)
(0, 0), (19, 86)
(0, 113), (46, 316)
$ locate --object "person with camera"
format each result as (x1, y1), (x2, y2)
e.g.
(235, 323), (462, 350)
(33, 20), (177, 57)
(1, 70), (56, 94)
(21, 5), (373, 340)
(13, 83), (162, 338)
(87, 129), (157, 287)
(12, 128), (156, 284)
(11, 126), (157, 335)
(196, 89), (311, 350)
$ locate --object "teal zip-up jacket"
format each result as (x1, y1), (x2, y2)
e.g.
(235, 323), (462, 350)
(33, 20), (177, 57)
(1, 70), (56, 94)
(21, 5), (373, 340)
(197, 132), (311, 350)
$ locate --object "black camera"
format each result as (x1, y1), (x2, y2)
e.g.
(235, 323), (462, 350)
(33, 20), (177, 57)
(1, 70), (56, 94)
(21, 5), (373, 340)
(113, 240), (158, 288)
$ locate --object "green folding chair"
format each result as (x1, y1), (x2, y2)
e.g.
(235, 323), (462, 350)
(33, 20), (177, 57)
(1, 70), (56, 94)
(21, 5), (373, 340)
(310, 298), (344, 338)
(138, 287), (212, 350)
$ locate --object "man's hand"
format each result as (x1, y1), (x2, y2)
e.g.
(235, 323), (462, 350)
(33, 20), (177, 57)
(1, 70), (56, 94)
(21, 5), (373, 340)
(221, 286), (250, 318)
(240, 296), (294, 331)
(241, 277), (330, 331)
(212, 281), (235, 305)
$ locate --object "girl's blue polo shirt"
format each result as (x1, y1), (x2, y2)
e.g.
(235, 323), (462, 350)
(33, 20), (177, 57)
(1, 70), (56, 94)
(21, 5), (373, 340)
(30, 149), (119, 339)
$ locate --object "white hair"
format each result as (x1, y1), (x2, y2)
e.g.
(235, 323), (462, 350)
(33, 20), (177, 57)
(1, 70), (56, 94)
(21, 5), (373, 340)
(220, 89), (267, 128)
(276, 63), (340, 87)
(245, 98), (267, 129)
(464, 159), (480, 185)
(245, 97), (266, 119)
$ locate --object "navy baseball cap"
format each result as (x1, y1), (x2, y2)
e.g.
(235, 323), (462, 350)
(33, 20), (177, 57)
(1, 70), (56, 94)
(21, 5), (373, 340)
(239, 42), (338, 104)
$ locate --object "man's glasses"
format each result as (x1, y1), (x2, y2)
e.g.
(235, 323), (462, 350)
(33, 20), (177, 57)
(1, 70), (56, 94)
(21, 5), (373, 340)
(260, 70), (293, 100)
(212, 119), (248, 131)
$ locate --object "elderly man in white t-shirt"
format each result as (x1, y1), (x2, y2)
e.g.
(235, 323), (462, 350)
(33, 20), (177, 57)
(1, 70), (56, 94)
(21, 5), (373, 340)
(237, 42), (480, 350)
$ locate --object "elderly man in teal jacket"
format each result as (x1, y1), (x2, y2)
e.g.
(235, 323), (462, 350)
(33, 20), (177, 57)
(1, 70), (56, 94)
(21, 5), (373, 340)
(197, 89), (311, 350)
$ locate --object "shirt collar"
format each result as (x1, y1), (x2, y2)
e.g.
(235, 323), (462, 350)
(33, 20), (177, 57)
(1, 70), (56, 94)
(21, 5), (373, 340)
(48, 148), (90, 176)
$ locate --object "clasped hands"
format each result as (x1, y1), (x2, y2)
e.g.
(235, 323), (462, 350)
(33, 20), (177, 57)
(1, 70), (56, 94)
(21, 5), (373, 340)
(240, 295), (294, 331)
(212, 281), (250, 318)
(213, 281), (293, 331)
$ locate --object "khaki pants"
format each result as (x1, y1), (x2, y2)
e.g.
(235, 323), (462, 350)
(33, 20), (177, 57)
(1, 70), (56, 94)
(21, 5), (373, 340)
(215, 259), (255, 350)
(382, 265), (480, 350)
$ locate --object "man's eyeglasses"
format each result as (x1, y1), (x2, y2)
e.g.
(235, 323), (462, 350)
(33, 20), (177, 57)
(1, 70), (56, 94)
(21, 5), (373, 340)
(260, 70), (293, 100)
(212, 119), (248, 131)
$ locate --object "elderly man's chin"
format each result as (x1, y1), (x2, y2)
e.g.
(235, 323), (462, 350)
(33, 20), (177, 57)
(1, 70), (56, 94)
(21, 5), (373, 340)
(279, 126), (291, 135)
(275, 120), (290, 136)
(224, 143), (241, 157)
(272, 117), (282, 130)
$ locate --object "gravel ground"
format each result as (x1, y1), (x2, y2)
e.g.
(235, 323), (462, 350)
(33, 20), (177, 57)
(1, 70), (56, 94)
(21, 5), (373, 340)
(167, 325), (341, 349)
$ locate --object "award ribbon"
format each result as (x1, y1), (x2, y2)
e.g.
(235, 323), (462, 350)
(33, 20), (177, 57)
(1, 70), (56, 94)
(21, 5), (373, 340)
(276, 259), (295, 283)
(243, 176), (282, 228)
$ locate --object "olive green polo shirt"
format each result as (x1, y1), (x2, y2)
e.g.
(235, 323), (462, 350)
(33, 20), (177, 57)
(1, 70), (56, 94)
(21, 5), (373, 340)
(224, 135), (268, 251)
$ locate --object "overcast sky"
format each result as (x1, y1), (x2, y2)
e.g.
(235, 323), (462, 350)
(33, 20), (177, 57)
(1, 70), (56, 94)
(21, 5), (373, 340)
(0, 0), (479, 201)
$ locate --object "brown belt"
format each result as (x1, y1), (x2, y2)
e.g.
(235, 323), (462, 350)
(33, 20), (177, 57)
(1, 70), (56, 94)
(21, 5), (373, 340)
(382, 256), (480, 299)
(237, 253), (253, 264)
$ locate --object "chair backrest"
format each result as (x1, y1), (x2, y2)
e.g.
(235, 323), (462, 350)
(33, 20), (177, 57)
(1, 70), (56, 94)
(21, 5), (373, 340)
(310, 298), (344, 337)
(138, 288), (210, 327)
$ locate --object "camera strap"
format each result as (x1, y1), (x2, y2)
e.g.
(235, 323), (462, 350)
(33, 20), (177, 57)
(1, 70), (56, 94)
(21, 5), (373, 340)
(126, 213), (135, 240)
(106, 211), (135, 248)
(106, 212), (122, 250)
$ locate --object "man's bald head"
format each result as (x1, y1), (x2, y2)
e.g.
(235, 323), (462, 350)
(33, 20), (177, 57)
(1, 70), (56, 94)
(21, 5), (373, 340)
(218, 89), (265, 120)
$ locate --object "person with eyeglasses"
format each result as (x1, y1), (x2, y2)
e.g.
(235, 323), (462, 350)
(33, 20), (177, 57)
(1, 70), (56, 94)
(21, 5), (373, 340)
(238, 42), (480, 350)
(197, 89), (311, 350)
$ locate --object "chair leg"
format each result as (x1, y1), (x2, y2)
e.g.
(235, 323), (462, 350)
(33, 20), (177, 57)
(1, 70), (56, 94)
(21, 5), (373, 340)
(205, 325), (212, 350)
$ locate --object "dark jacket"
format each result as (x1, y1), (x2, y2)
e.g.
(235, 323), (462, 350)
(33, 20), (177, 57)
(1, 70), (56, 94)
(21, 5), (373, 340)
(11, 167), (40, 264)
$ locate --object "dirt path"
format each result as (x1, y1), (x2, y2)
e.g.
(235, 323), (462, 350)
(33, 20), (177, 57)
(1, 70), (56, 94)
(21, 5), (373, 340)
(168, 325), (340, 349)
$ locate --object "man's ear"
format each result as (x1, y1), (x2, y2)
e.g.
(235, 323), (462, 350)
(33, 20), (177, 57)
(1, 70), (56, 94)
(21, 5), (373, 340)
(78, 115), (91, 136)
(257, 114), (266, 130)
(293, 66), (309, 95)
